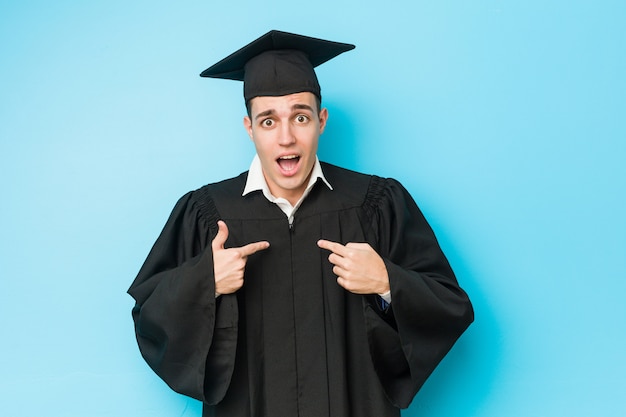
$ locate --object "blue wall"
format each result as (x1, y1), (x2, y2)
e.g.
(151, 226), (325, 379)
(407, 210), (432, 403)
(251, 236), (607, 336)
(1, 1), (624, 416)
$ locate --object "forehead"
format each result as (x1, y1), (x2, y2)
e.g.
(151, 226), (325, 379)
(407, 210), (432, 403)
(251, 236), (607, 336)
(249, 92), (318, 116)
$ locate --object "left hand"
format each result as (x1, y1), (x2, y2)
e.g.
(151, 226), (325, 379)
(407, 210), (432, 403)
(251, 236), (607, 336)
(317, 239), (390, 295)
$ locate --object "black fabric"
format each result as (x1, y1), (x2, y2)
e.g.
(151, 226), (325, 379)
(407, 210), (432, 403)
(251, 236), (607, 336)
(128, 163), (473, 417)
(199, 30), (355, 101)
(242, 50), (321, 103)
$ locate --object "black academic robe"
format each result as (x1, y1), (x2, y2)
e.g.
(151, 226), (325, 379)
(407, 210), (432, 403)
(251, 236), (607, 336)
(128, 163), (473, 417)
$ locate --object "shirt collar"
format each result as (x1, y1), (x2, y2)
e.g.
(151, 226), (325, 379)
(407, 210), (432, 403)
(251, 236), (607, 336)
(242, 154), (333, 199)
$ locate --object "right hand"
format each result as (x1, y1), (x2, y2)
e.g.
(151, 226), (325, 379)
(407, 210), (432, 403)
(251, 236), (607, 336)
(212, 220), (270, 295)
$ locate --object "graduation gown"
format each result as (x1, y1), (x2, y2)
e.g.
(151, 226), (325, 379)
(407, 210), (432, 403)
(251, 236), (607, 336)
(128, 163), (473, 417)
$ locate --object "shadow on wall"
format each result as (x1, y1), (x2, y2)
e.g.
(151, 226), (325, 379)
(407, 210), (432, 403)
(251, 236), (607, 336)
(320, 100), (500, 416)
(407, 239), (499, 416)
(317, 103), (361, 170)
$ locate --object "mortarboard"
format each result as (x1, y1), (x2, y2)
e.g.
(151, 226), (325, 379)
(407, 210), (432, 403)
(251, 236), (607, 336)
(200, 30), (355, 102)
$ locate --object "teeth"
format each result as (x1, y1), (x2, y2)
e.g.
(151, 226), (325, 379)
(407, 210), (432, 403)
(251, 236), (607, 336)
(279, 155), (299, 160)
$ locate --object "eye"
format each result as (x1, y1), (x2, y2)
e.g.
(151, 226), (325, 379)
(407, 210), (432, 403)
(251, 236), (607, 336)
(261, 118), (274, 128)
(295, 114), (309, 123)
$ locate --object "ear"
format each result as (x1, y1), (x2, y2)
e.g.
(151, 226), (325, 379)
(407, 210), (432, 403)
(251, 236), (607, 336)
(243, 116), (254, 140)
(318, 107), (328, 134)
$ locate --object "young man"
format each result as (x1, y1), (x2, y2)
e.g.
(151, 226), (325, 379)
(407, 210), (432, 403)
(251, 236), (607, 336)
(128, 30), (473, 417)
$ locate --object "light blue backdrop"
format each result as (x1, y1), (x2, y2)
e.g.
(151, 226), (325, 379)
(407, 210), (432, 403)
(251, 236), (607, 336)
(1, 1), (624, 416)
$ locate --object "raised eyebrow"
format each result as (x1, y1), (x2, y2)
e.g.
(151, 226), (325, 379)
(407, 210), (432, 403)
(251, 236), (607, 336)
(253, 109), (275, 121)
(292, 104), (314, 113)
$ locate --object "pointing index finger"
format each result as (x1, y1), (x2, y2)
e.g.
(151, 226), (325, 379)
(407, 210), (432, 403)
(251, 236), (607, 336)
(239, 241), (270, 257)
(317, 239), (347, 255)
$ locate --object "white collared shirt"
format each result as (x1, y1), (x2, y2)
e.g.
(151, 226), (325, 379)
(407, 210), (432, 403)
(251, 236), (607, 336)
(242, 154), (332, 225)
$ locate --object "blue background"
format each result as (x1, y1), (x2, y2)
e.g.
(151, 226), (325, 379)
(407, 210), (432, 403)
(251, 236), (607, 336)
(1, 1), (624, 416)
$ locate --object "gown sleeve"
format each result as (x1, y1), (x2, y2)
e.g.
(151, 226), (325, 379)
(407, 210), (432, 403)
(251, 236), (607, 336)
(127, 191), (238, 404)
(363, 178), (474, 408)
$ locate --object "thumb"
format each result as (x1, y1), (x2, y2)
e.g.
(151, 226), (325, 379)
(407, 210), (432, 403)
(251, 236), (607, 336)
(211, 220), (229, 250)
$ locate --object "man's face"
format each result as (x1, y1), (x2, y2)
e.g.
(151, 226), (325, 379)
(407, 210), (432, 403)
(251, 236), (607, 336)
(244, 92), (328, 205)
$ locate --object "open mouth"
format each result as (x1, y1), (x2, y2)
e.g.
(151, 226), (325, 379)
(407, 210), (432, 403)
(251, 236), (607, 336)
(277, 155), (301, 173)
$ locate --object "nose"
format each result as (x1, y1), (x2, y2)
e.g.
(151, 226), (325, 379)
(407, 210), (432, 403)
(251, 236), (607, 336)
(278, 123), (296, 146)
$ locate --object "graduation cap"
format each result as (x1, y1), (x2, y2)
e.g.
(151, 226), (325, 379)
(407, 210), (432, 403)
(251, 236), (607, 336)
(200, 30), (355, 102)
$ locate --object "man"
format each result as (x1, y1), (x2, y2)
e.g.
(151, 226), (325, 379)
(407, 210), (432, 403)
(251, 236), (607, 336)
(128, 30), (473, 417)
